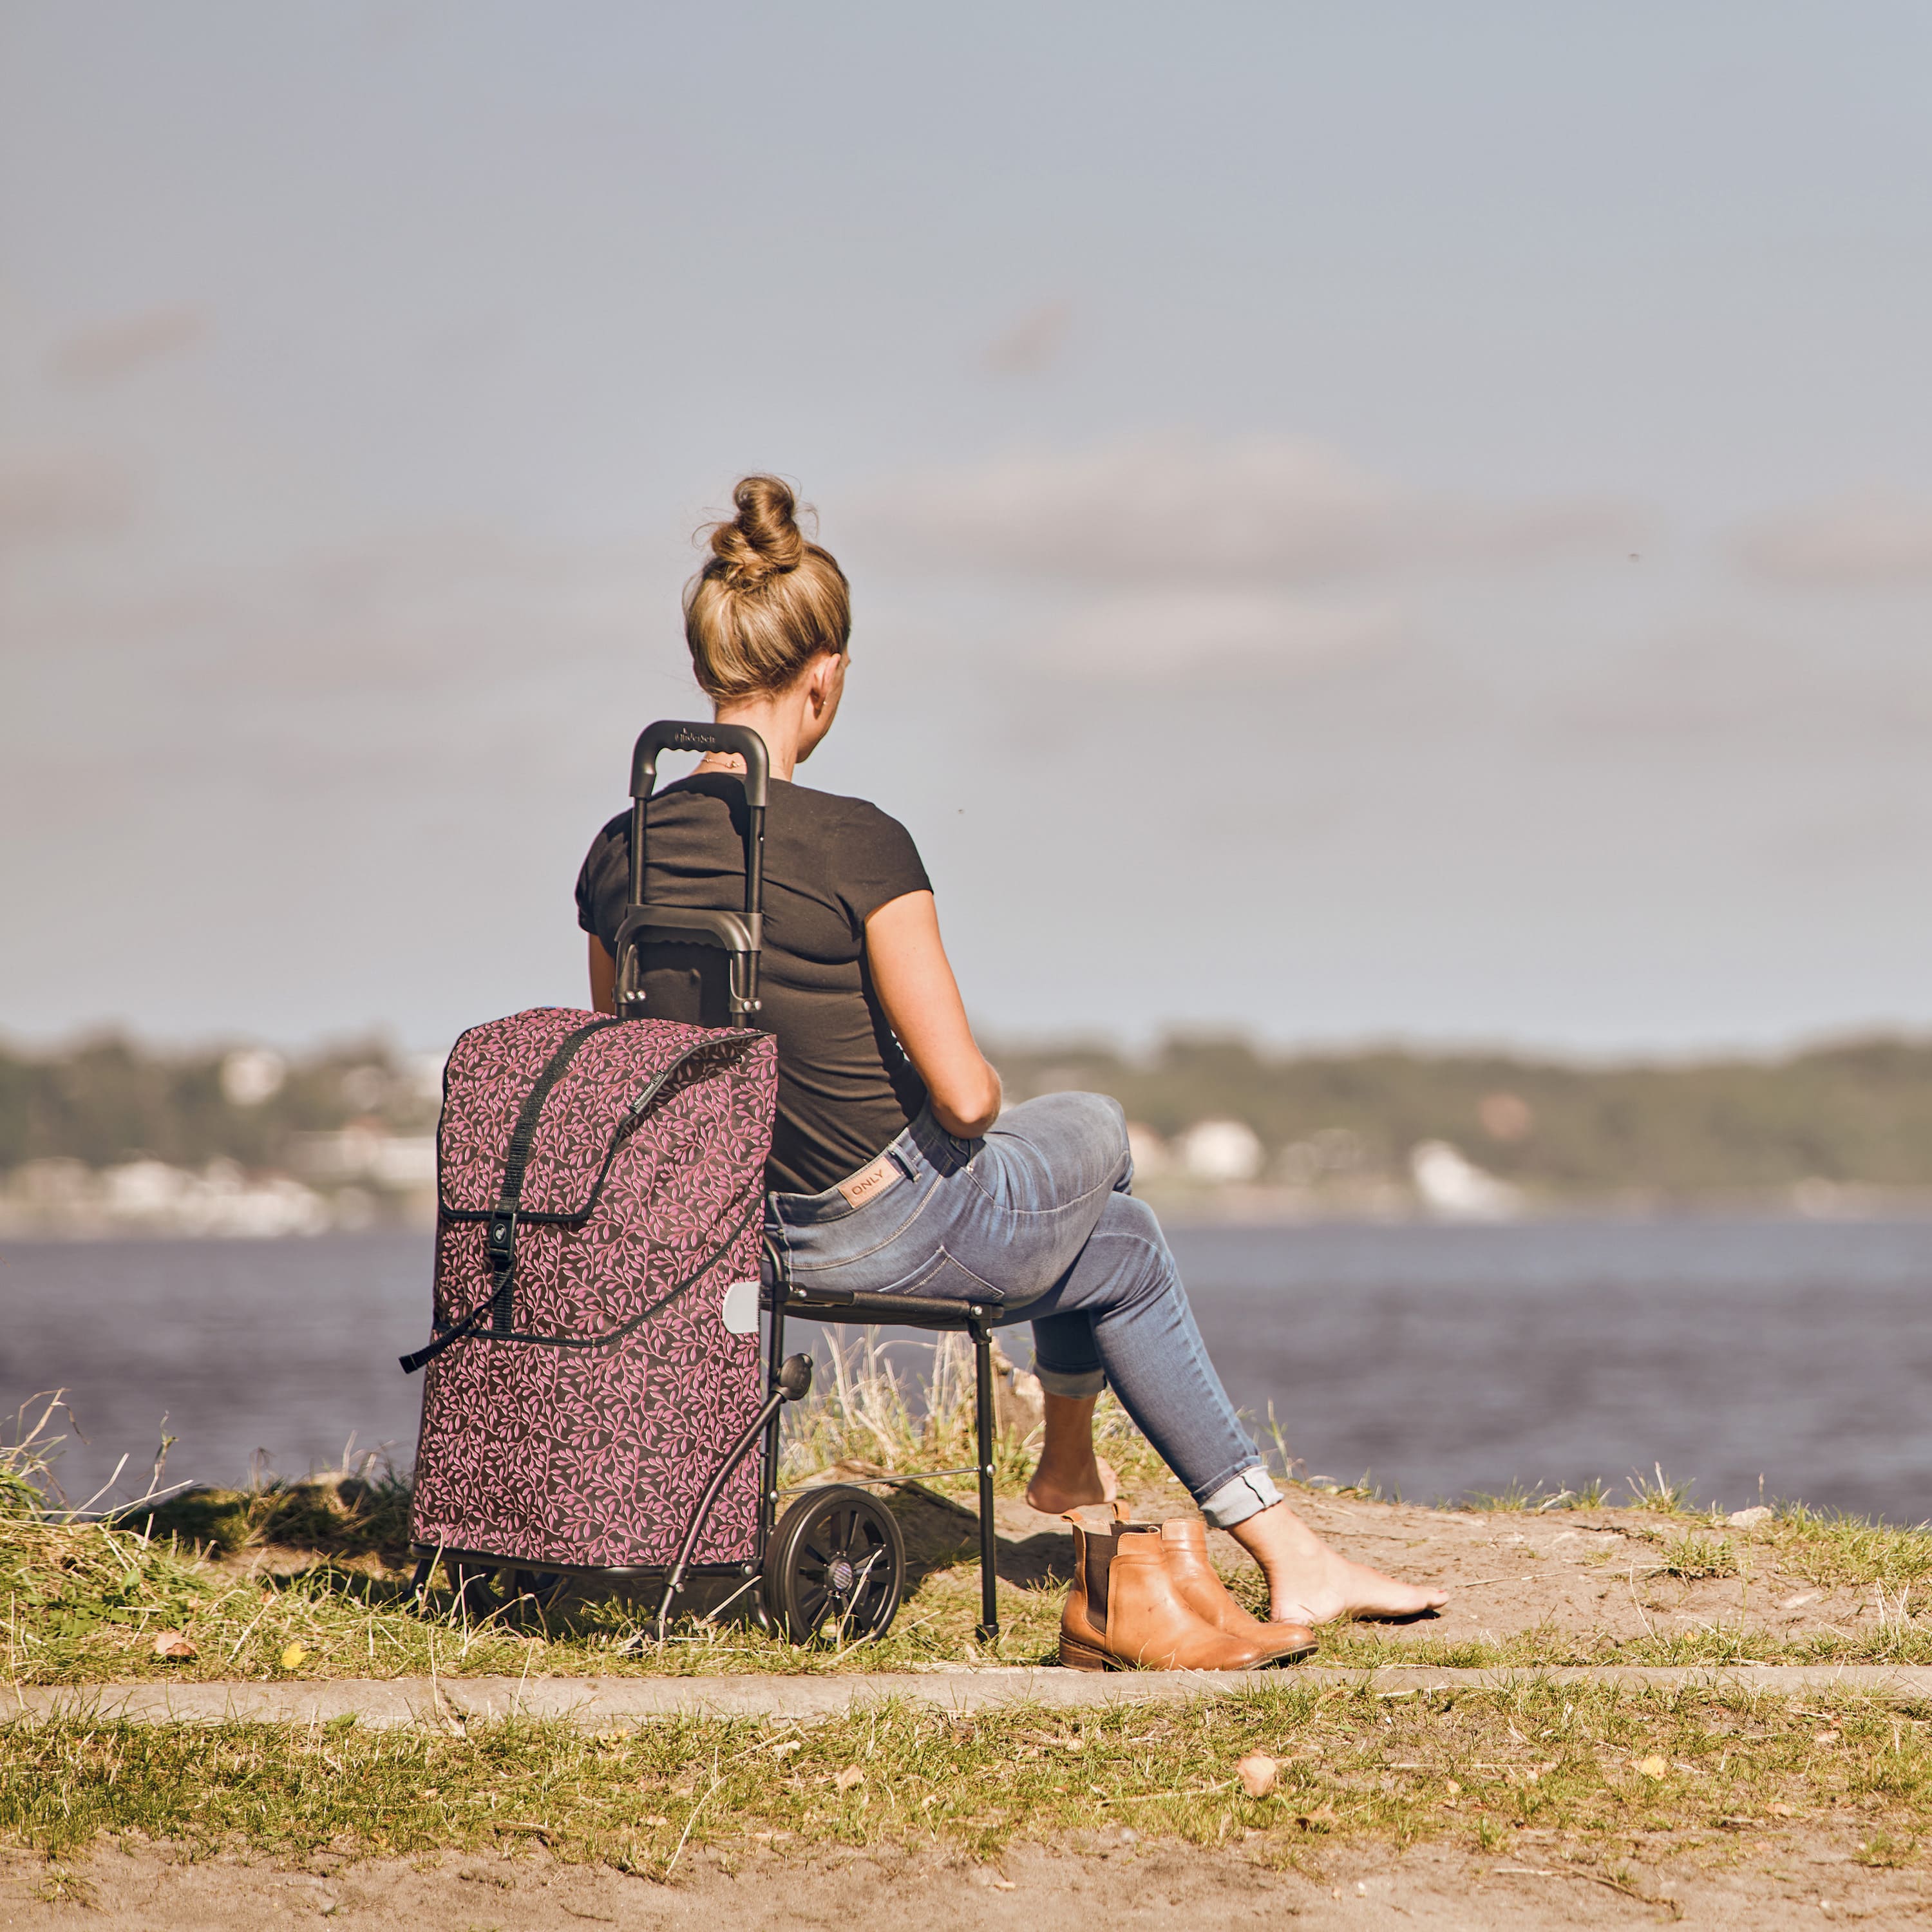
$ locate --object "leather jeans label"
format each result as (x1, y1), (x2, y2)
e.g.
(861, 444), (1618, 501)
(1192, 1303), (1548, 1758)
(836, 1151), (901, 1211)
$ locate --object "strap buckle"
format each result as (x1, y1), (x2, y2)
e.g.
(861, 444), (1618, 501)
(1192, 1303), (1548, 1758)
(485, 1202), (518, 1276)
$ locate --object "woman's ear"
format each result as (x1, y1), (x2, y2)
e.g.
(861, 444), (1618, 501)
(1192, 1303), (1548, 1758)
(807, 649), (845, 717)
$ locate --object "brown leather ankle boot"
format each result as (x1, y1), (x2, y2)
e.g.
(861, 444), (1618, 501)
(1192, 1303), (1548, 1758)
(1156, 1516), (1315, 1661)
(1059, 1517), (1300, 1671)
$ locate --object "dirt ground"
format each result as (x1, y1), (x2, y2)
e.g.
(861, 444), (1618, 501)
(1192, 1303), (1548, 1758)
(8, 1833), (1927, 1931)
(198, 1465), (1885, 1668)
(973, 1480), (1888, 1654)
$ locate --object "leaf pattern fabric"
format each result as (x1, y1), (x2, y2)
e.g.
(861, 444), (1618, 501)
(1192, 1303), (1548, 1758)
(410, 1007), (778, 1569)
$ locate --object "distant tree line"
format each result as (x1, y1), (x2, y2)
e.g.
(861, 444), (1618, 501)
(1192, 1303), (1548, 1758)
(0, 1036), (438, 1175)
(991, 1033), (1932, 1200)
(6, 1029), (1932, 1200)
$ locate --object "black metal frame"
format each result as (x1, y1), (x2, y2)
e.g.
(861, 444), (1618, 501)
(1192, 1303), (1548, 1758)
(762, 1276), (1003, 1643)
(413, 720), (1002, 1643)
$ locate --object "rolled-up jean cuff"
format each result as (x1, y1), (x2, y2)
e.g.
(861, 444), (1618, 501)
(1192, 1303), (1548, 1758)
(1031, 1363), (1106, 1399)
(1200, 1466), (1282, 1530)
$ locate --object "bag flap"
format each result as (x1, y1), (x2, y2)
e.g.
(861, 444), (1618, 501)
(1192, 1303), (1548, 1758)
(436, 1007), (761, 1217)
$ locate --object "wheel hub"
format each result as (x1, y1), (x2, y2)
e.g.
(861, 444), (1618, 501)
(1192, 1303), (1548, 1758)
(827, 1556), (857, 1594)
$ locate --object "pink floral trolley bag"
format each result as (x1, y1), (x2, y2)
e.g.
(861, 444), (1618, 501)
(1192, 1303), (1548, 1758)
(404, 721), (1012, 1648)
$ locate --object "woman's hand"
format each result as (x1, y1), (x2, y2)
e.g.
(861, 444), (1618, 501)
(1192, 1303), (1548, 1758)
(864, 891), (1001, 1139)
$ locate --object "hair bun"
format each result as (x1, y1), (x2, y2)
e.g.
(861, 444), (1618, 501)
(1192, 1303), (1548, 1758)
(708, 474), (806, 591)
(685, 472), (851, 699)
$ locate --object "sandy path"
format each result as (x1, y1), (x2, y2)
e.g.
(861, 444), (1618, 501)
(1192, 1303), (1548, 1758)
(8, 1835), (1927, 1930)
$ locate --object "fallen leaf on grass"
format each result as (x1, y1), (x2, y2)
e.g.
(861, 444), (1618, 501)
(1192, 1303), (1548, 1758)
(1236, 1753), (1279, 1797)
(834, 1766), (864, 1792)
(152, 1631), (196, 1660)
(1769, 1802), (1795, 1817)
(768, 1738), (802, 1757)
(280, 1644), (309, 1670)
(1636, 1755), (1668, 1779)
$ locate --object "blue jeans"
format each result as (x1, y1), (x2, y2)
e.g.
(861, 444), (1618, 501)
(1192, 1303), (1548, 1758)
(765, 1092), (1282, 1528)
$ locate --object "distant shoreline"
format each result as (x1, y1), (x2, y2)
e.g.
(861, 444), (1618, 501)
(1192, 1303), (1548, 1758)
(10, 1192), (1932, 1243)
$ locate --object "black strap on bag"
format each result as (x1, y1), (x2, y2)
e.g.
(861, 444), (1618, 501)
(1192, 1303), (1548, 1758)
(399, 1016), (620, 1372)
(398, 1302), (489, 1376)
(480, 1016), (623, 1328)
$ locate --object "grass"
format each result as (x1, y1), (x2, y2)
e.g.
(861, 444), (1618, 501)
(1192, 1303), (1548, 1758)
(8, 1361), (1932, 1686)
(0, 1352), (1097, 1685)
(14, 1360), (1932, 1882)
(1321, 1620), (1932, 1671)
(6, 1682), (1932, 1872)
(1654, 1533), (1740, 1582)
(777, 1328), (1170, 1496)
(1464, 1479), (1616, 1513)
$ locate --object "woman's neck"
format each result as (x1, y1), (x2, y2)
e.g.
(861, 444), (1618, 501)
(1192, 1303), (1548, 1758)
(700, 681), (824, 782)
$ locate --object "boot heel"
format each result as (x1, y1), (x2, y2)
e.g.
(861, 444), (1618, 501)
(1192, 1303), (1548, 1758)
(1057, 1634), (1120, 1672)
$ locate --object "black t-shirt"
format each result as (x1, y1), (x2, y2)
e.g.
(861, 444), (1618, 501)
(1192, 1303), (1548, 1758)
(575, 775), (933, 1196)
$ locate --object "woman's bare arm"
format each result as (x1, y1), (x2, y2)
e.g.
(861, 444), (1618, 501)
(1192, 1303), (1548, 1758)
(591, 903), (999, 1139)
(589, 936), (617, 1015)
(864, 890), (1001, 1139)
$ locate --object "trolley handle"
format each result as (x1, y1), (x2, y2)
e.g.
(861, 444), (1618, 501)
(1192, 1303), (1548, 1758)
(619, 719), (769, 1026)
(630, 721), (768, 810)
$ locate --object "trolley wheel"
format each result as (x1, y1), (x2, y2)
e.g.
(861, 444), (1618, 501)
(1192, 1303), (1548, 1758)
(762, 1485), (904, 1645)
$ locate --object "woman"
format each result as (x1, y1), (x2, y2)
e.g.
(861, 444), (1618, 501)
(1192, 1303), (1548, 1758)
(578, 476), (1446, 1662)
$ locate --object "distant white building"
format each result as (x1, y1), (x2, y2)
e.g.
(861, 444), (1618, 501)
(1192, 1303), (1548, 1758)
(220, 1048), (287, 1107)
(1125, 1122), (1172, 1178)
(1177, 1118), (1265, 1185)
(1409, 1140), (1522, 1220)
(290, 1127), (437, 1189)
(23, 1158), (336, 1237)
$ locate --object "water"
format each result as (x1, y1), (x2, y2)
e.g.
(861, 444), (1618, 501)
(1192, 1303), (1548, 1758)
(1164, 1218), (1932, 1524)
(4, 1218), (1930, 1524)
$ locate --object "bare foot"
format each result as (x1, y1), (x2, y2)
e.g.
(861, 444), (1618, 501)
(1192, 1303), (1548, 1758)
(1264, 1546), (1449, 1625)
(1228, 1501), (1448, 1625)
(1024, 1454), (1117, 1516)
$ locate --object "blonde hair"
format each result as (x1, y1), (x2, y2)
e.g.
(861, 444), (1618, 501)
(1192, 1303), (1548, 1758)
(683, 475), (851, 701)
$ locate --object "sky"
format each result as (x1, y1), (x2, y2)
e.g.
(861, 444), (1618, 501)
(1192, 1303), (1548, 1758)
(3, 1), (1931, 1058)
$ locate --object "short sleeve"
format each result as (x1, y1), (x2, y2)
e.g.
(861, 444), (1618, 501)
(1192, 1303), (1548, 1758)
(574, 816), (626, 945)
(574, 855), (598, 936)
(837, 802), (933, 931)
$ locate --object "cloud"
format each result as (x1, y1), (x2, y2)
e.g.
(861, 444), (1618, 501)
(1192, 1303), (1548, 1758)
(8, 523), (661, 704)
(50, 307), (210, 384)
(983, 300), (1074, 375)
(0, 451), (137, 549)
(1560, 623), (1932, 748)
(1039, 588), (1399, 684)
(854, 433), (1647, 585)
(1736, 490), (1932, 586)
